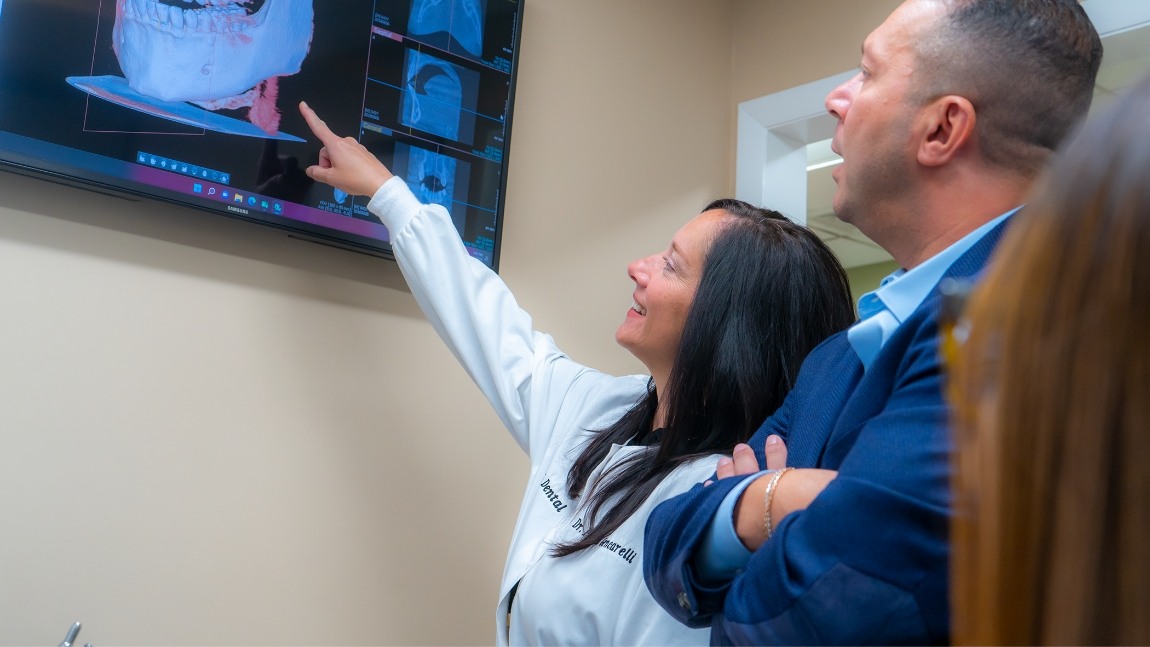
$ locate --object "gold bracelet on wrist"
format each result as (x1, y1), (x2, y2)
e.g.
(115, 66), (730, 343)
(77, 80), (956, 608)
(762, 467), (794, 541)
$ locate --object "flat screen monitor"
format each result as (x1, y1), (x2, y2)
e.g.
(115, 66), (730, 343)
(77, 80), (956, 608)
(0, 0), (523, 270)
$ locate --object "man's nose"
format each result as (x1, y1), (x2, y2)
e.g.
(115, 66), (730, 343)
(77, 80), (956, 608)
(825, 72), (859, 121)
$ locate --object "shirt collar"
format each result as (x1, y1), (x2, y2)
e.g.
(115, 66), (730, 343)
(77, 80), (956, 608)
(848, 207), (1018, 368)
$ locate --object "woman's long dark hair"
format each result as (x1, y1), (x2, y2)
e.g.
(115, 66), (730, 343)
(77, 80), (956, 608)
(552, 198), (856, 556)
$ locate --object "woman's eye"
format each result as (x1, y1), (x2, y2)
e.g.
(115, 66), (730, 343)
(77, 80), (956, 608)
(662, 256), (674, 272)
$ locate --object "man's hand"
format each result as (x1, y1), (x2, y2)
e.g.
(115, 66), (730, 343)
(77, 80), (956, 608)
(299, 101), (394, 197)
(708, 434), (788, 486)
(717, 435), (837, 551)
(714, 434), (789, 481)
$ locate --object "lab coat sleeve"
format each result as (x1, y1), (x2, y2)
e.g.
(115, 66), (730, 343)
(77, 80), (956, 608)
(367, 177), (607, 457)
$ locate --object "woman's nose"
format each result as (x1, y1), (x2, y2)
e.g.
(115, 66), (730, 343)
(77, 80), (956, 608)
(627, 255), (653, 285)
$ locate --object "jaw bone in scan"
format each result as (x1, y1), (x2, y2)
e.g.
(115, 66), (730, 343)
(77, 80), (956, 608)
(400, 50), (466, 142)
(71, 0), (314, 139)
(407, 0), (485, 58)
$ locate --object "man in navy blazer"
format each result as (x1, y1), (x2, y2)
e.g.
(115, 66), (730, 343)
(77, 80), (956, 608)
(642, 1), (1103, 644)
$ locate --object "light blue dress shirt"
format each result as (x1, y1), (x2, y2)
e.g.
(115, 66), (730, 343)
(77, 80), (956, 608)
(694, 209), (1017, 581)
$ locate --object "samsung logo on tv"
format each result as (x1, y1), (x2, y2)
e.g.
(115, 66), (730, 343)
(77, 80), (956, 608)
(227, 205), (250, 215)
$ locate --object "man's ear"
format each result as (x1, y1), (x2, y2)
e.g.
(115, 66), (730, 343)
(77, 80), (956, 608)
(918, 96), (976, 167)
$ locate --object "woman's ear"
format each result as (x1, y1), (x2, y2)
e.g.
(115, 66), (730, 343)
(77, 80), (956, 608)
(918, 95), (977, 167)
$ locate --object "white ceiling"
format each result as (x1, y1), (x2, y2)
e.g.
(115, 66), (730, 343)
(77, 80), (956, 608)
(803, 20), (1150, 269)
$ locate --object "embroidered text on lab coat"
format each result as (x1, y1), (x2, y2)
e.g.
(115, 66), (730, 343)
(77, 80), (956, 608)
(539, 478), (569, 512)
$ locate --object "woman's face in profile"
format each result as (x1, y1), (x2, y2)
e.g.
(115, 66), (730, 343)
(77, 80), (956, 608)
(615, 209), (728, 379)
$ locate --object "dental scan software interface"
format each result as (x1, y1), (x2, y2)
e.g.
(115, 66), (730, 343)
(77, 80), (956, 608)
(0, 0), (522, 269)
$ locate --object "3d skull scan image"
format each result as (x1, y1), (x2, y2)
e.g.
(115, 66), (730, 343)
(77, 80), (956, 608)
(111, 0), (314, 136)
(408, 0), (484, 58)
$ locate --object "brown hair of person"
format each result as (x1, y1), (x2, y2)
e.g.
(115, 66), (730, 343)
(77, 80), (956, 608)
(948, 74), (1150, 645)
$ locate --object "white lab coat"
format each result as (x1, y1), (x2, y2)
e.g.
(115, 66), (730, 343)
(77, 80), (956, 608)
(369, 178), (714, 645)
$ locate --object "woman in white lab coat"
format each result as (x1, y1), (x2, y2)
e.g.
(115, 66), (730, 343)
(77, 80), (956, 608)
(298, 102), (856, 645)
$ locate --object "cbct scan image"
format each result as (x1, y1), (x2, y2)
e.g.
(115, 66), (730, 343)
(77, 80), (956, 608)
(408, 0), (485, 59)
(0, 0), (522, 268)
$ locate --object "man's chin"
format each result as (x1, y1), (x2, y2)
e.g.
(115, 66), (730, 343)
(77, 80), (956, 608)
(830, 187), (858, 225)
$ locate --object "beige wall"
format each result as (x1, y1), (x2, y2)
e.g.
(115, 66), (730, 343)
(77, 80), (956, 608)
(0, 1), (736, 645)
(731, 0), (900, 103)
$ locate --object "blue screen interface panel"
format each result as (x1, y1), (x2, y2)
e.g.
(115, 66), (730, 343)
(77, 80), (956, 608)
(0, 0), (523, 269)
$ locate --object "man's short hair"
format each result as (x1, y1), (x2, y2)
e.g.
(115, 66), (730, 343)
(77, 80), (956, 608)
(913, 0), (1103, 175)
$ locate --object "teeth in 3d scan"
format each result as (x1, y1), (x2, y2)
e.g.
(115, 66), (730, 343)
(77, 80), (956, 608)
(113, 0), (313, 104)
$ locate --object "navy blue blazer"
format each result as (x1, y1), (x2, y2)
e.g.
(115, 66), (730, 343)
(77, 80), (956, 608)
(643, 220), (1009, 645)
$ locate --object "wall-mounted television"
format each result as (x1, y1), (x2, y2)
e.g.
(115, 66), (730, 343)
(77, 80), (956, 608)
(0, 0), (523, 270)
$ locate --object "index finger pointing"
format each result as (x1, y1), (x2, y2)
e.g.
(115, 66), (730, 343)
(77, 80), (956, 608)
(299, 101), (337, 143)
